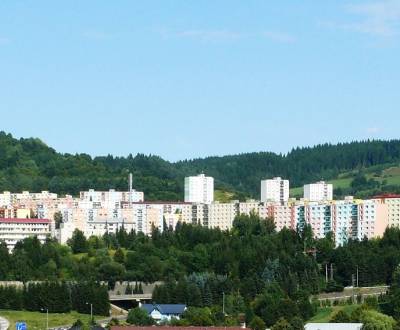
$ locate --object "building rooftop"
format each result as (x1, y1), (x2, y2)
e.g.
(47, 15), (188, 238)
(141, 304), (186, 315)
(305, 323), (363, 330)
(374, 194), (400, 199)
(0, 218), (51, 224)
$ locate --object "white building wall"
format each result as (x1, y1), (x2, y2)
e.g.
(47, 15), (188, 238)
(260, 177), (289, 203)
(208, 202), (236, 230)
(184, 174), (214, 204)
(304, 181), (333, 201)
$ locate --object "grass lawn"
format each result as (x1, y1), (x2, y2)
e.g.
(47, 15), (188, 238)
(0, 310), (102, 330)
(309, 305), (358, 323)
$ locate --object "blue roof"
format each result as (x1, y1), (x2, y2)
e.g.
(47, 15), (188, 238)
(141, 304), (186, 315)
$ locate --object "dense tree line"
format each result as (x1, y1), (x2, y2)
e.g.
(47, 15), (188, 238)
(4, 216), (400, 290)
(1, 131), (400, 199)
(0, 281), (109, 315)
(5, 215), (400, 326)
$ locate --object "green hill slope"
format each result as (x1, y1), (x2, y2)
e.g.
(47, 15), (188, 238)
(290, 163), (400, 199)
(1, 131), (400, 200)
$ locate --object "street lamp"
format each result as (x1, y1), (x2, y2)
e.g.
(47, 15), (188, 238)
(86, 302), (93, 322)
(222, 292), (225, 316)
(41, 308), (48, 330)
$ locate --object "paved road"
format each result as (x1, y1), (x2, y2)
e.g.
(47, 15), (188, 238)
(0, 316), (9, 330)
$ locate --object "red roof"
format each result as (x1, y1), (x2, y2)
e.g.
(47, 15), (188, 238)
(111, 328), (248, 330)
(374, 194), (400, 199)
(0, 218), (51, 224)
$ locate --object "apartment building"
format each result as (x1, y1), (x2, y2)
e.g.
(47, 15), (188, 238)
(268, 203), (294, 231)
(374, 194), (400, 227)
(0, 190), (58, 208)
(0, 192), (11, 207)
(80, 188), (144, 206)
(0, 218), (53, 250)
(304, 181), (333, 201)
(184, 174), (214, 204)
(260, 177), (289, 203)
(0, 207), (31, 219)
(358, 198), (388, 241)
(208, 202), (237, 230)
(332, 197), (359, 246)
(0, 182), (395, 249)
(237, 200), (260, 216)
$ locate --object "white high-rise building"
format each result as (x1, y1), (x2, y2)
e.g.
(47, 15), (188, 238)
(304, 181), (333, 201)
(260, 177), (289, 203)
(184, 174), (214, 204)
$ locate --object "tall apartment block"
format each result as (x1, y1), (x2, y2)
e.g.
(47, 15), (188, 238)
(260, 177), (289, 203)
(304, 181), (333, 201)
(184, 174), (214, 204)
(374, 194), (400, 227)
(1, 182), (399, 249)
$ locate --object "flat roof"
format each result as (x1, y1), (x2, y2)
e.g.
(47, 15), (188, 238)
(305, 323), (363, 330)
(374, 194), (400, 199)
(0, 218), (51, 224)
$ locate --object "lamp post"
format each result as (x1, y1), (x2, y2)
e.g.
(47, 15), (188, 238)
(41, 308), (48, 330)
(222, 292), (225, 316)
(86, 302), (93, 322)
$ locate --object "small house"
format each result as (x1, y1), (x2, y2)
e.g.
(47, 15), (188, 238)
(140, 304), (187, 322)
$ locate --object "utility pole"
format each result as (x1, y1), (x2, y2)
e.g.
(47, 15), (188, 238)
(86, 302), (93, 323)
(325, 264), (328, 283)
(41, 308), (48, 330)
(357, 266), (359, 287)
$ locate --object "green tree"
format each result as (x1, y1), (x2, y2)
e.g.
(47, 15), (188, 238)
(54, 211), (63, 229)
(113, 248), (125, 264)
(331, 310), (351, 323)
(0, 241), (10, 280)
(249, 316), (266, 330)
(361, 310), (396, 330)
(290, 317), (304, 330)
(183, 307), (214, 326)
(67, 229), (88, 254)
(127, 307), (154, 325)
(271, 318), (293, 330)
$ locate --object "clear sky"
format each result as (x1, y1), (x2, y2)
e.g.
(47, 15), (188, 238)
(1, 1), (399, 161)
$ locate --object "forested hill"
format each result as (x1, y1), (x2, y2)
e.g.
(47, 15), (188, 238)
(1, 131), (400, 200)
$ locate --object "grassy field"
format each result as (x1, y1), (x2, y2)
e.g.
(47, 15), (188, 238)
(214, 190), (237, 203)
(309, 305), (358, 323)
(0, 310), (101, 329)
(290, 177), (353, 198)
(290, 163), (400, 198)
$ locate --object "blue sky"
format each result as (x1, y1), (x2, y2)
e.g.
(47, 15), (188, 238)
(1, 1), (399, 161)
